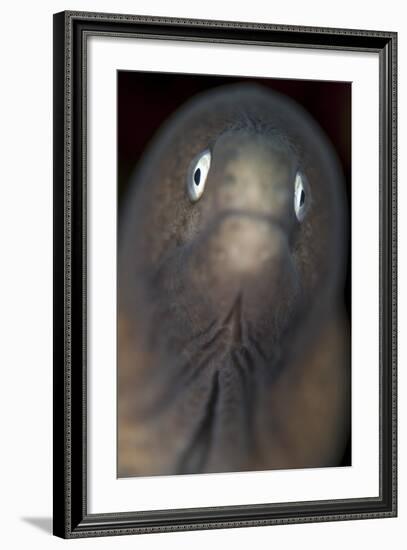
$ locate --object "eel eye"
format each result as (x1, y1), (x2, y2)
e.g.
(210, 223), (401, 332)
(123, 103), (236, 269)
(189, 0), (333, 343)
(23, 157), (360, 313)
(294, 172), (309, 222)
(187, 149), (211, 203)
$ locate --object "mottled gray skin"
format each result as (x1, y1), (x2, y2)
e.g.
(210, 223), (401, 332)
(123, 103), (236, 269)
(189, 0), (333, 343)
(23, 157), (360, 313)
(118, 84), (350, 476)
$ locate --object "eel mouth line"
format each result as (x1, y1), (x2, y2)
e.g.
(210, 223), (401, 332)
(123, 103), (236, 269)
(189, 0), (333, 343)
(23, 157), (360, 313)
(175, 370), (220, 474)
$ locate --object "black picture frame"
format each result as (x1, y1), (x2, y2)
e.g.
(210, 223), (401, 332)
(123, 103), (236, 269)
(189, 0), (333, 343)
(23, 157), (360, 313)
(53, 10), (397, 538)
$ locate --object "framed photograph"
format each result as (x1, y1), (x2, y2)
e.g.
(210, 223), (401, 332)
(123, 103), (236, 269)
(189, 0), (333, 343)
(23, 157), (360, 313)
(53, 11), (397, 538)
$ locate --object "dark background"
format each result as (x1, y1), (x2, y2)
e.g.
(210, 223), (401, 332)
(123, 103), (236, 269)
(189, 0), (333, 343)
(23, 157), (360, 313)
(117, 71), (351, 466)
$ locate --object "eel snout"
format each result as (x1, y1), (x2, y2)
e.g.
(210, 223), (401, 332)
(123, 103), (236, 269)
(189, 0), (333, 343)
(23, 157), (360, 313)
(185, 129), (299, 287)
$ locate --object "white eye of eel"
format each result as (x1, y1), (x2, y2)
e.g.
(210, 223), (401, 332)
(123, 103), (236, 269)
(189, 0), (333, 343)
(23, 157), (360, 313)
(187, 149), (211, 203)
(294, 172), (309, 222)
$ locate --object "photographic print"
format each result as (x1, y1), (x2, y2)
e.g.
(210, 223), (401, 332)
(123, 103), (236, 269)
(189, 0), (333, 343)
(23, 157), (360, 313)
(53, 11), (396, 537)
(117, 72), (351, 477)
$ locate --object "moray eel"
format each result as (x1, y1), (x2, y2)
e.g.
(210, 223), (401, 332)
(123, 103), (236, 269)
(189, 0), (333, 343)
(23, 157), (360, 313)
(118, 84), (350, 476)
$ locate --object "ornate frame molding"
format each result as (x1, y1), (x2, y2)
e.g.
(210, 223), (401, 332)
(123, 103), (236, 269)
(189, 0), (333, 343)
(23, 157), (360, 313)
(53, 11), (397, 538)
